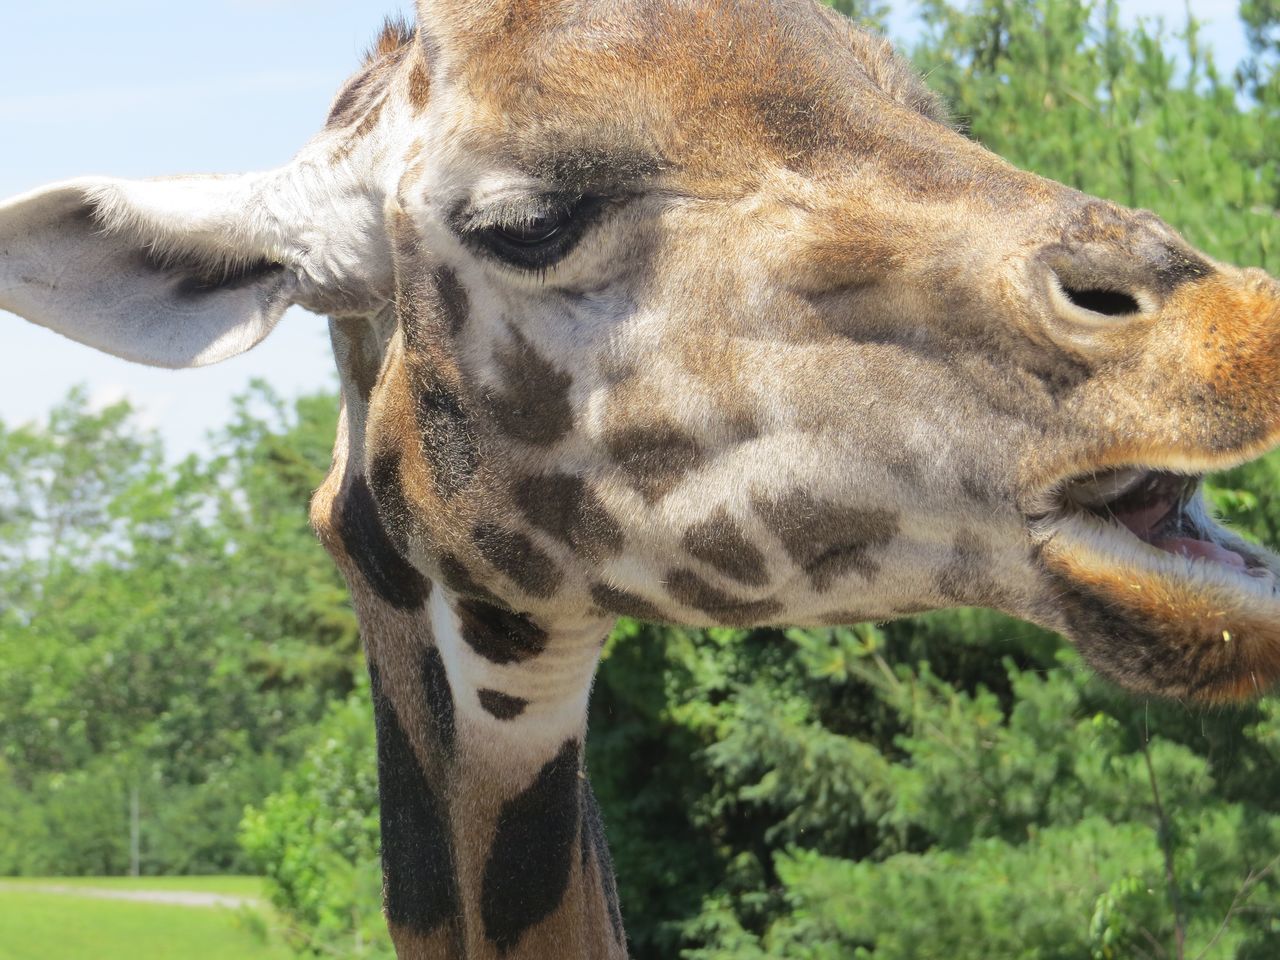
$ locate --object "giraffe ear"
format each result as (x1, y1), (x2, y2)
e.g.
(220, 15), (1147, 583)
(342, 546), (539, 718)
(0, 172), (386, 369)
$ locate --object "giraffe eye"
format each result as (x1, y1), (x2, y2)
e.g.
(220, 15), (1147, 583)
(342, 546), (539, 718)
(494, 211), (569, 247)
(464, 195), (607, 271)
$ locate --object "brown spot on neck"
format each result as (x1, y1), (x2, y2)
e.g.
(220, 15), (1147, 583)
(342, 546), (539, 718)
(455, 598), (549, 665)
(605, 422), (703, 504)
(590, 583), (668, 622)
(664, 568), (782, 625)
(472, 522), (564, 599)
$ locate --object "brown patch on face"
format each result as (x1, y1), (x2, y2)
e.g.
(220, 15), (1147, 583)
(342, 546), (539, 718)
(455, 598), (549, 665)
(472, 523), (563, 599)
(408, 54), (431, 111)
(488, 327), (574, 447)
(960, 473), (991, 505)
(412, 365), (480, 500)
(605, 423), (704, 504)
(682, 509), (770, 587)
(589, 584), (668, 622)
(390, 204), (426, 279)
(673, 336), (762, 445)
(431, 267), (470, 337)
(746, 88), (844, 172)
(368, 451), (416, 552)
(885, 449), (924, 485)
(398, 259), (472, 354)
(664, 568), (783, 625)
(396, 247), (471, 356)
(755, 491), (899, 592)
(515, 474), (624, 562)
(327, 67), (380, 128)
(331, 95), (388, 163)
(935, 530), (1011, 608)
(725, 411), (761, 444)
(794, 202), (926, 301)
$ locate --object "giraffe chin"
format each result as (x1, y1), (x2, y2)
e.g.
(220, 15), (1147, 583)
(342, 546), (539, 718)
(1032, 492), (1280, 704)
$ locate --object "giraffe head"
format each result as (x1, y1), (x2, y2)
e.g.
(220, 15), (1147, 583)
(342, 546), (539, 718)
(5, 0), (1280, 704)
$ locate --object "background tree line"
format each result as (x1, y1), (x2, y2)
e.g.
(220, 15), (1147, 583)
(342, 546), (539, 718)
(4, 0), (1280, 957)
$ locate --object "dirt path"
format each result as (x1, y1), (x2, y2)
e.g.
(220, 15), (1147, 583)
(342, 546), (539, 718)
(0, 882), (261, 909)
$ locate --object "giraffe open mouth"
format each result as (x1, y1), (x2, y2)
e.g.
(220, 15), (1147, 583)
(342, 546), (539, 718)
(1063, 470), (1257, 571)
(1048, 468), (1278, 589)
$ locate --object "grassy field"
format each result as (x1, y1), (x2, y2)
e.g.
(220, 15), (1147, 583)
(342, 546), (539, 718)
(0, 877), (295, 960)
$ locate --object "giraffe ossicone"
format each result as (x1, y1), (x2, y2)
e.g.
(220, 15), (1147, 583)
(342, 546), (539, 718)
(5, 1), (1280, 956)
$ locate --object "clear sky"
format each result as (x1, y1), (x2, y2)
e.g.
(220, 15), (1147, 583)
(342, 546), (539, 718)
(0, 1), (1252, 459)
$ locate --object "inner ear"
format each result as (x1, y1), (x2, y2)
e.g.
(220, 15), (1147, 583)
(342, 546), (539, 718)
(140, 243), (288, 300)
(0, 177), (300, 368)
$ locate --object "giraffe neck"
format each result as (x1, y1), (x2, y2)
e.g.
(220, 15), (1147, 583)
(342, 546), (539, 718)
(365, 582), (624, 959)
(319, 263), (627, 958)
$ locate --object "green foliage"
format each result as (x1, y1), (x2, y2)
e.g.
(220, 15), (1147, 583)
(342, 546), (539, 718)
(239, 688), (390, 959)
(0, 384), (351, 877)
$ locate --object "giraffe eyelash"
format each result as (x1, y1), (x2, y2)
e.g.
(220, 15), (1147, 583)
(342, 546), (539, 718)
(450, 194), (615, 272)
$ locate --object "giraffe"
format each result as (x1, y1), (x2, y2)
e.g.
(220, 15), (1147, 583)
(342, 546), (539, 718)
(4, 0), (1280, 956)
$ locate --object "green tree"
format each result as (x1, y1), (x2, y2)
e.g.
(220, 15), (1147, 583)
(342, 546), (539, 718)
(0, 384), (354, 876)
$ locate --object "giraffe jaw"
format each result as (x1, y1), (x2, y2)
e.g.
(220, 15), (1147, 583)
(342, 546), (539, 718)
(1030, 468), (1280, 703)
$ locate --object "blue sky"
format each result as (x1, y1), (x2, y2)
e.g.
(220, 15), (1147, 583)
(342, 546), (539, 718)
(0, 1), (1252, 458)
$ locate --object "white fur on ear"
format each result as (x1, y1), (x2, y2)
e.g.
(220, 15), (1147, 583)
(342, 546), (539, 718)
(0, 176), (296, 368)
(0, 163), (391, 368)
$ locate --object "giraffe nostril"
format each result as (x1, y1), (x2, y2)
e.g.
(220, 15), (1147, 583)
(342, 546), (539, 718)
(1059, 285), (1141, 318)
(1043, 260), (1152, 331)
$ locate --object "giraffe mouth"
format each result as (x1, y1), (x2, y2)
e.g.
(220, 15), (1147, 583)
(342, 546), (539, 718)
(1042, 467), (1280, 589)
(1028, 466), (1280, 702)
(1060, 469), (1263, 573)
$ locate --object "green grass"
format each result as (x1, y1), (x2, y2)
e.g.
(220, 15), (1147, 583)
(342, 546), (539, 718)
(0, 878), (294, 960)
(0, 880), (267, 901)
(0, 875), (267, 898)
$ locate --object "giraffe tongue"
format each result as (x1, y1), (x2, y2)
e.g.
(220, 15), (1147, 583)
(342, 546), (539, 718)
(1149, 536), (1248, 569)
(1112, 498), (1247, 569)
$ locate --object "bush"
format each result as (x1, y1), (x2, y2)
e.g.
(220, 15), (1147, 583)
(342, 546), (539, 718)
(240, 685), (390, 958)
